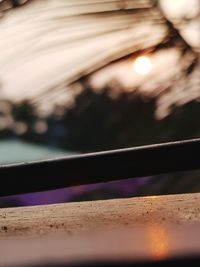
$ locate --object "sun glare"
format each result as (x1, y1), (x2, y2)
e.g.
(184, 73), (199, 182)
(133, 56), (152, 75)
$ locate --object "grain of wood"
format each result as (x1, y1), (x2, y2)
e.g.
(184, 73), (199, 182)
(0, 193), (200, 238)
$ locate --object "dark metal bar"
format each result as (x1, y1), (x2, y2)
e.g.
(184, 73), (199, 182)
(0, 138), (200, 197)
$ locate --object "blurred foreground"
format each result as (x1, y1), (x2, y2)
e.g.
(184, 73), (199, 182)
(0, 0), (200, 207)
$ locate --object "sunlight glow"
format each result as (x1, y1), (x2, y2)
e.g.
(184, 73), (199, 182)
(160, 0), (199, 18)
(133, 56), (152, 75)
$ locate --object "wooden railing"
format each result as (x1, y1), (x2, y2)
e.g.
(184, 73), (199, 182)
(0, 193), (200, 266)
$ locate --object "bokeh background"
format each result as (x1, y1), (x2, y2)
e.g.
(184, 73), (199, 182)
(0, 0), (200, 207)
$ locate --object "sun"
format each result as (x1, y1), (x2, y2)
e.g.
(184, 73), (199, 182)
(133, 56), (152, 75)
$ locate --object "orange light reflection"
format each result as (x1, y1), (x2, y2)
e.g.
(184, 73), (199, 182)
(148, 226), (169, 260)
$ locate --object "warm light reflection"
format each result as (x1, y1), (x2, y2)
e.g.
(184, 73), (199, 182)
(145, 196), (159, 200)
(148, 226), (169, 260)
(133, 56), (152, 75)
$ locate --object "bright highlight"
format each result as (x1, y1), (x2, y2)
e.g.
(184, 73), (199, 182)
(133, 56), (152, 75)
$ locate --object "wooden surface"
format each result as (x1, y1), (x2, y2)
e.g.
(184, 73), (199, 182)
(0, 193), (200, 266)
(1, 224), (200, 267)
(0, 193), (200, 238)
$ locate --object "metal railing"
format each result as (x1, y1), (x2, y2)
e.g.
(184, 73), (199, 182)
(0, 138), (200, 197)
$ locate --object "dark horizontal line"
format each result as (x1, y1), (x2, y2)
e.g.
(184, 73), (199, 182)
(0, 138), (200, 197)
